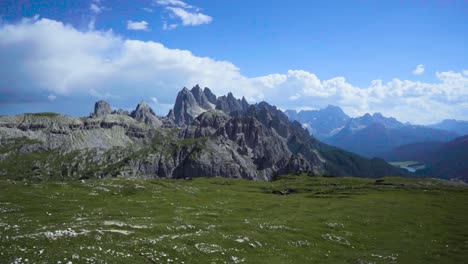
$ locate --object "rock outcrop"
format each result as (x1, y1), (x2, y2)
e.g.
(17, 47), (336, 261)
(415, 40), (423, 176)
(112, 109), (130, 115)
(216, 93), (249, 114)
(130, 101), (163, 127)
(92, 100), (112, 117)
(170, 85), (249, 126)
(172, 87), (211, 126)
(182, 110), (229, 138)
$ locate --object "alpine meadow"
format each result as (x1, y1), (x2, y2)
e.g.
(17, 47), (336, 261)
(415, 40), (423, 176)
(0, 1), (467, 263)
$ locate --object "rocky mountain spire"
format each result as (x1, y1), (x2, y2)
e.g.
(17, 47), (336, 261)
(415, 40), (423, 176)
(170, 86), (250, 126)
(130, 101), (162, 127)
(203, 87), (217, 104)
(171, 85), (219, 126)
(215, 92), (249, 114)
(190, 85), (217, 109)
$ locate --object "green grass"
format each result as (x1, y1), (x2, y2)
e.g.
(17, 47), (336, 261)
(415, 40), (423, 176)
(0, 175), (467, 263)
(24, 112), (60, 117)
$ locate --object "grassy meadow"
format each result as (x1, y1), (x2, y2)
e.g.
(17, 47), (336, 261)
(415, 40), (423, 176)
(0, 175), (467, 263)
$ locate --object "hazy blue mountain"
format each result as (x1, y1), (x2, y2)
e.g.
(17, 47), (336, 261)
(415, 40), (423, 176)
(285, 107), (458, 158)
(383, 136), (468, 181)
(427, 135), (468, 180)
(343, 113), (404, 132)
(284, 105), (350, 140)
(382, 141), (445, 162)
(326, 120), (457, 158)
(428, 119), (468, 136)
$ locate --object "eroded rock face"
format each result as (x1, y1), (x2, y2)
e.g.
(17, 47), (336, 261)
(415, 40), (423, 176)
(0, 114), (152, 153)
(170, 85), (249, 126)
(93, 100), (112, 117)
(183, 110), (229, 138)
(216, 93), (249, 114)
(130, 101), (163, 127)
(172, 86), (218, 126)
(191, 85), (217, 109)
(112, 109), (130, 116)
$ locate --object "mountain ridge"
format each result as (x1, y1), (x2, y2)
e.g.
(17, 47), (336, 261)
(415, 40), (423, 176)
(285, 106), (460, 158)
(0, 86), (407, 181)
(382, 136), (468, 181)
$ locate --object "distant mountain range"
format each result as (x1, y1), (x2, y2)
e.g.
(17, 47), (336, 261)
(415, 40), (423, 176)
(284, 105), (350, 140)
(0, 85), (408, 181)
(285, 106), (463, 158)
(428, 119), (468, 136)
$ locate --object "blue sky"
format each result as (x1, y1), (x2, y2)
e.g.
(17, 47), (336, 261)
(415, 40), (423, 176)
(0, 0), (467, 124)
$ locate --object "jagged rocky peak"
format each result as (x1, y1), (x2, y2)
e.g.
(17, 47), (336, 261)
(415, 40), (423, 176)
(203, 87), (217, 104)
(92, 100), (112, 117)
(170, 86), (250, 126)
(216, 92), (249, 114)
(172, 85), (221, 126)
(130, 100), (162, 127)
(190, 85), (217, 109)
(172, 87), (204, 125)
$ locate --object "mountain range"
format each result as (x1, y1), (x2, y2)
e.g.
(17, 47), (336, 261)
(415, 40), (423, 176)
(286, 107), (463, 158)
(284, 105), (350, 140)
(428, 119), (468, 136)
(0, 85), (408, 181)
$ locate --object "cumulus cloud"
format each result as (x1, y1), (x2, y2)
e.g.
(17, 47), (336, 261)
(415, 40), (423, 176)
(127, 20), (149, 31)
(0, 18), (467, 124)
(166, 7), (212, 26)
(413, 64), (425, 75)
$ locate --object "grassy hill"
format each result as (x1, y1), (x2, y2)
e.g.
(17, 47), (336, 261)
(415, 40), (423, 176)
(0, 175), (467, 263)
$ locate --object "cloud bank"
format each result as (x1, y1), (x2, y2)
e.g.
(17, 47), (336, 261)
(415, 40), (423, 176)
(0, 18), (467, 124)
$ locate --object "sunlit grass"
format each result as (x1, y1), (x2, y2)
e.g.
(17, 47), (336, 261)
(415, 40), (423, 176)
(0, 175), (467, 263)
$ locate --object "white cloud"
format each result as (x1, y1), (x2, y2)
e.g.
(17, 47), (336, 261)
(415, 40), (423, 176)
(166, 7), (212, 26)
(289, 93), (301, 100)
(463, 70), (468, 76)
(151, 97), (158, 104)
(90, 3), (102, 14)
(413, 64), (425, 75)
(0, 18), (467, 124)
(152, 0), (212, 29)
(48, 94), (57, 101)
(155, 0), (192, 9)
(127, 20), (149, 31)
